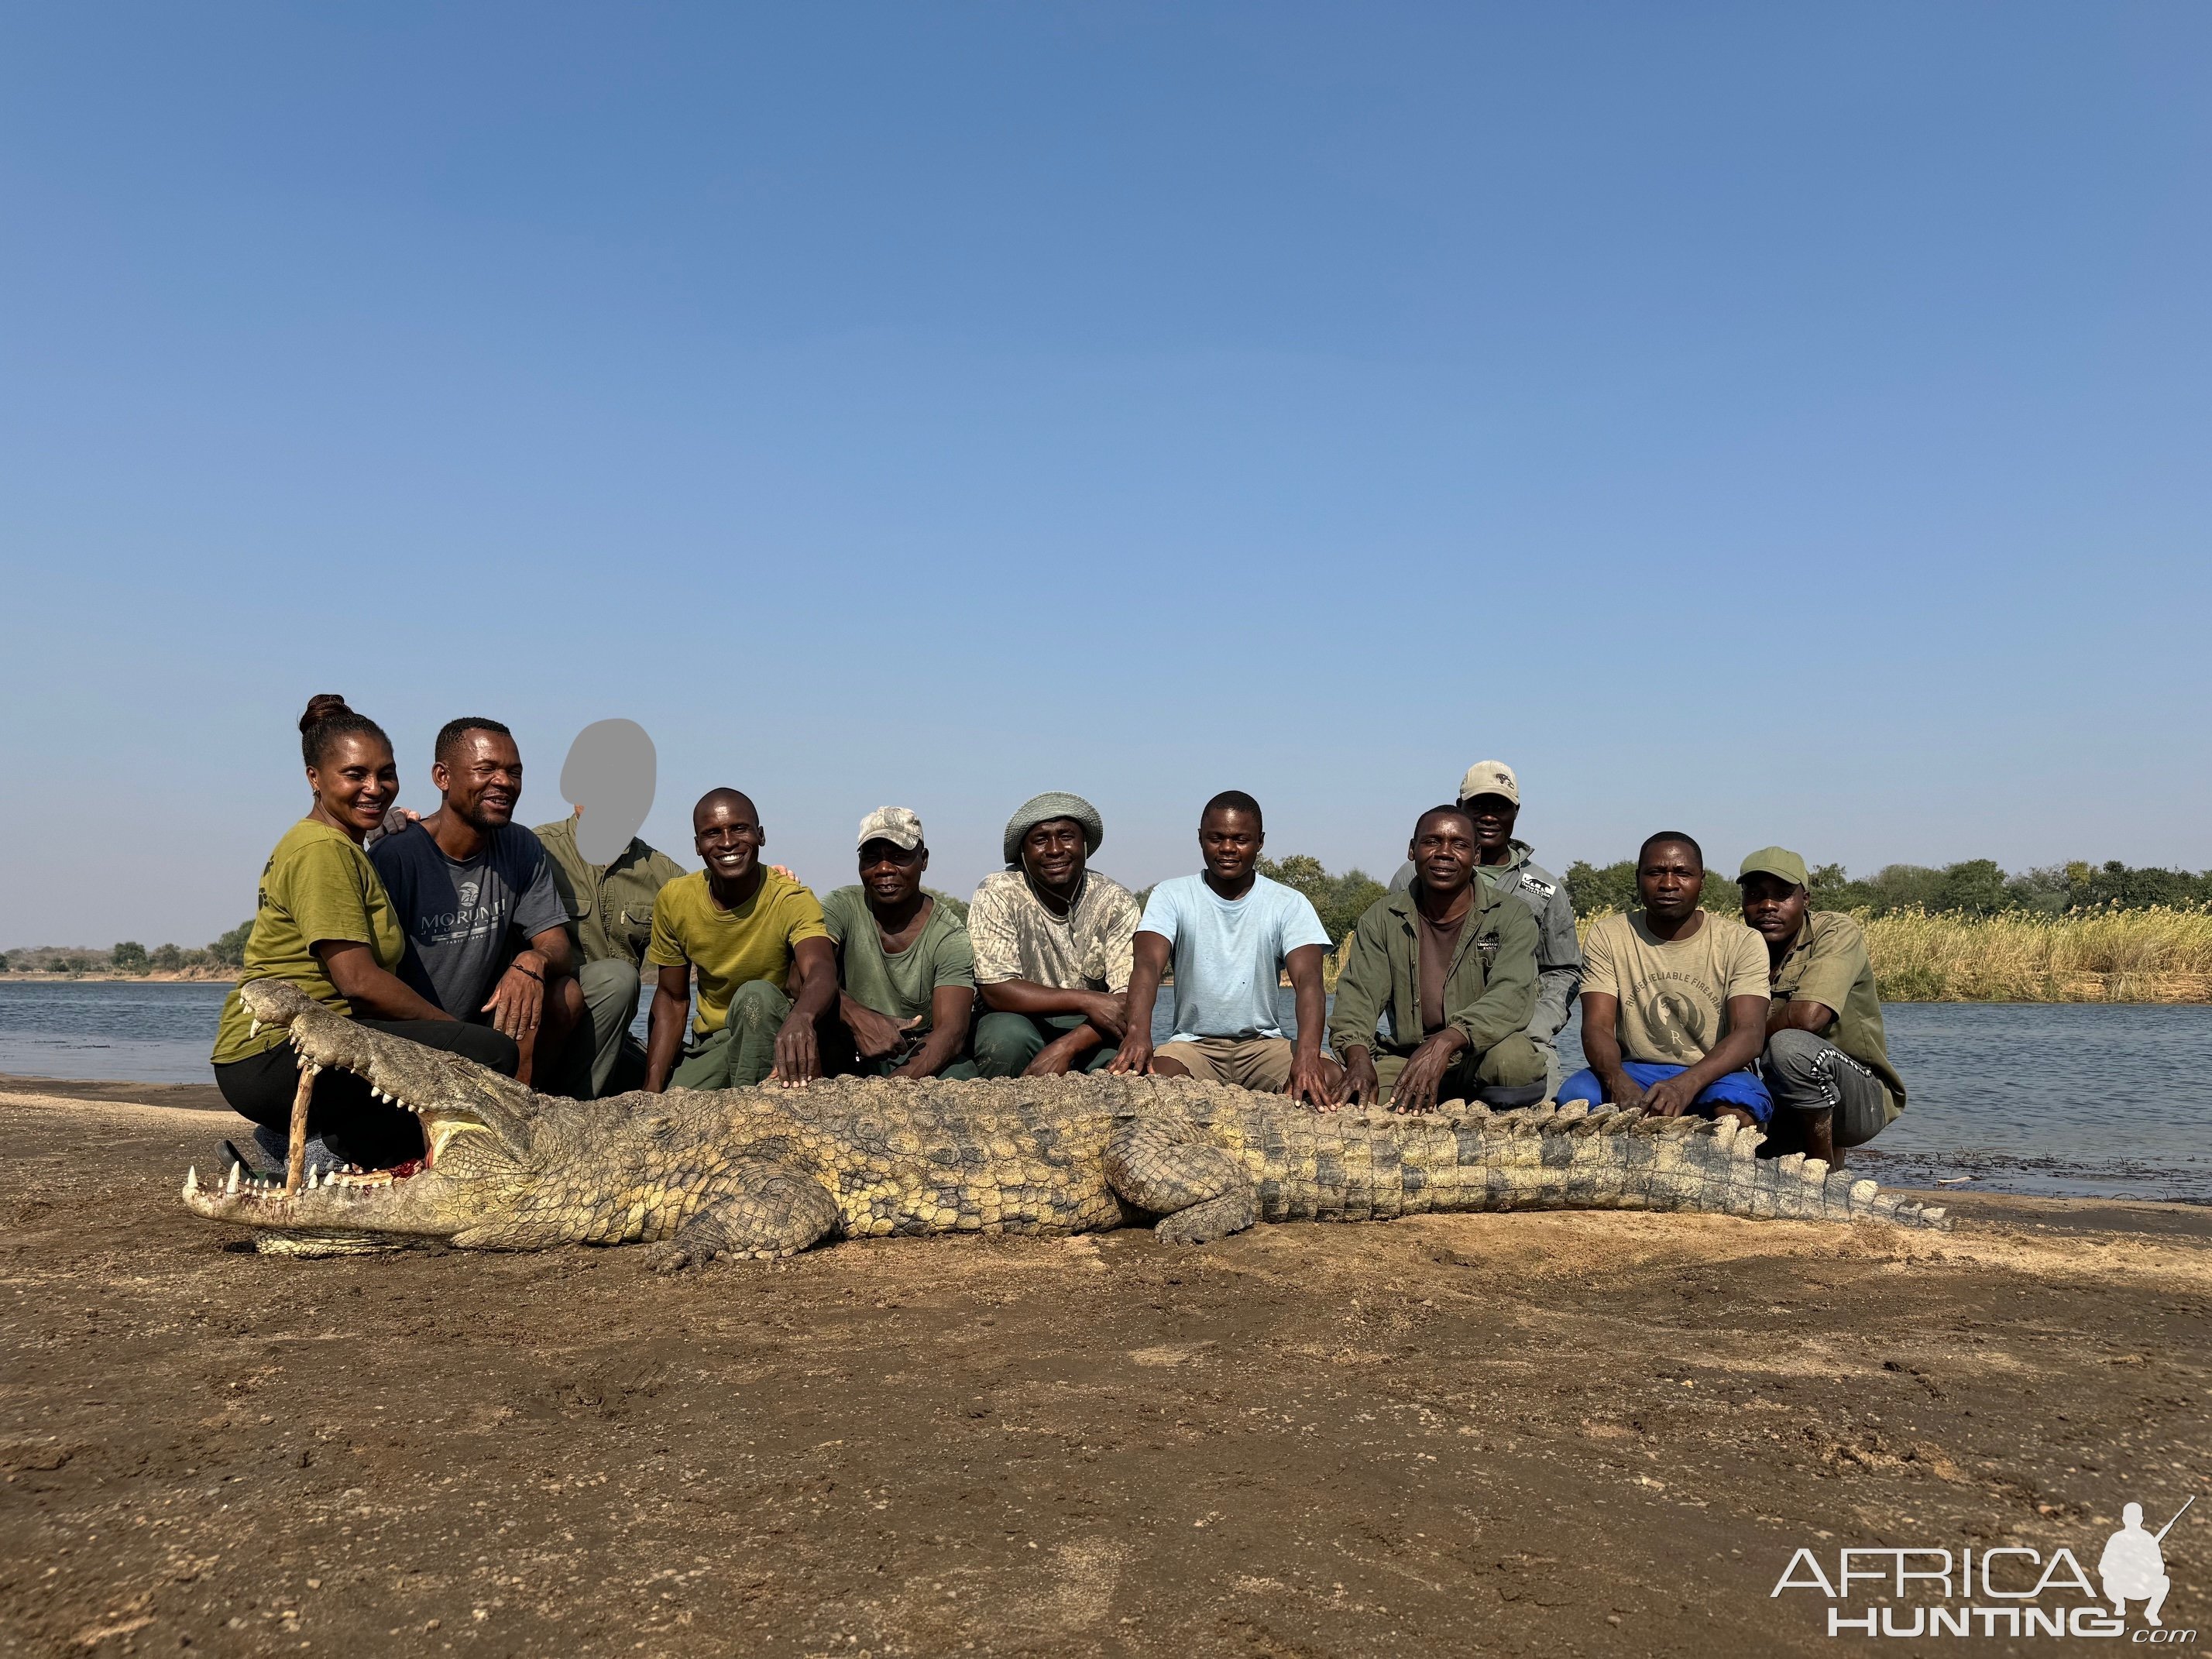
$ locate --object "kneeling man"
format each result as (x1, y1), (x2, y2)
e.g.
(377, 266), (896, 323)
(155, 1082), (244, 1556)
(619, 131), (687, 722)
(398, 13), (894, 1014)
(821, 808), (979, 1080)
(1111, 791), (1335, 1106)
(644, 788), (836, 1091)
(1328, 805), (1546, 1112)
(1739, 846), (1905, 1161)
(968, 792), (1142, 1077)
(1560, 832), (1773, 1124)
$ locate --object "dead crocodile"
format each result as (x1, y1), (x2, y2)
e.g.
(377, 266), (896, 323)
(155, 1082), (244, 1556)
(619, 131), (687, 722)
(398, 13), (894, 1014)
(182, 979), (1949, 1259)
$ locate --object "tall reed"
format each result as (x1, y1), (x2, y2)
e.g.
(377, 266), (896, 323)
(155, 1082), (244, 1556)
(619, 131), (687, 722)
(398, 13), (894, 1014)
(1568, 906), (2212, 1003)
(1852, 906), (2212, 1002)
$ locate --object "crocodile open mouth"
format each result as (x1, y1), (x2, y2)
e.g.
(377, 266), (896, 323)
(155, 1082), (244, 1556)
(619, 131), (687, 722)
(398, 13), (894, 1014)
(180, 1024), (489, 1218)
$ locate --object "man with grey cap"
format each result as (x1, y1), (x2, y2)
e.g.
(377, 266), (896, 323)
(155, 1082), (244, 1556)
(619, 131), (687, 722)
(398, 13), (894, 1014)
(1387, 760), (1581, 1095)
(818, 807), (980, 1080)
(967, 792), (1142, 1077)
(534, 720), (688, 1098)
(1740, 845), (1907, 1163)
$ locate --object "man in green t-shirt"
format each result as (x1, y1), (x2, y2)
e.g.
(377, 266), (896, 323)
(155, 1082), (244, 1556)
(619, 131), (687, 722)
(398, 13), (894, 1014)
(819, 807), (980, 1080)
(1740, 846), (1908, 1163)
(643, 788), (836, 1091)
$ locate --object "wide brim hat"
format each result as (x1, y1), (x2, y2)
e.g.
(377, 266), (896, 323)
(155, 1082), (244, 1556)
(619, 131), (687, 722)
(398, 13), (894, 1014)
(1003, 792), (1104, 865)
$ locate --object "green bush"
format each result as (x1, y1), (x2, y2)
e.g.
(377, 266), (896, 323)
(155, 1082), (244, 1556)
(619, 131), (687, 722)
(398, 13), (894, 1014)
(1256, 854), (1389, 945)
(209, 921), (254, 970)
(112, 940), (149, 973)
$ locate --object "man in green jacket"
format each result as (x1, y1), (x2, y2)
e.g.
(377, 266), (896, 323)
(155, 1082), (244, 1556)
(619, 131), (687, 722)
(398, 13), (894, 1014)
(1328, 805), (1545, 1113)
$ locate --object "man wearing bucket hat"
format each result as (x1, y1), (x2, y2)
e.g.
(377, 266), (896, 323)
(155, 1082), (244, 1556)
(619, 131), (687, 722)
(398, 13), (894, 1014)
(1386, 760), (1582, 1096)
(818, 807), (980, 1080)
(967, 792), (1142, 1077)
(1739, 845), (1906, 1163)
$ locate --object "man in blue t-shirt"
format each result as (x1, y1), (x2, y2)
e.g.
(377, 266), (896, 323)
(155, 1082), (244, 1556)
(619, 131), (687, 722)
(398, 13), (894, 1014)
(1111, 791), (1337, 1106)
(369, 716), (579, 1084)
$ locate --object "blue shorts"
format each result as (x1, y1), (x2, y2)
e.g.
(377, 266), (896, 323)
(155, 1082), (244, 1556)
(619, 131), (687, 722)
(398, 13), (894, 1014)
(1557, 1060), (1774, 1125)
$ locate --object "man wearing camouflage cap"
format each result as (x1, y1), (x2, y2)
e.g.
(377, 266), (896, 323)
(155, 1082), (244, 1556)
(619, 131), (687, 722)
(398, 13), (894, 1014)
(1388, 760), (1582, 1096)
(1740, 846), (1907, 1163)
(967, 792), (1142, 1077)
(817, 808), (981, 1080)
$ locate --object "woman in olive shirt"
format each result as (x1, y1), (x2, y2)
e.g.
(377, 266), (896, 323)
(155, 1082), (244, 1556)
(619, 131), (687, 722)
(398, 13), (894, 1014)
(208, 696), (519, 1171)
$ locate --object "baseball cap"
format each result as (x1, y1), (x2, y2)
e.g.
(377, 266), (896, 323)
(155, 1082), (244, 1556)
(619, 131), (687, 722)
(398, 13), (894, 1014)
(1456, 760), (1520, 806)
(857, 805), (925, 851)
(1738, 846), (1808, 888)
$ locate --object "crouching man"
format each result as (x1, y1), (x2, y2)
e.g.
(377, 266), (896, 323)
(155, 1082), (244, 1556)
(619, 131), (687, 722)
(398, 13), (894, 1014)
(1328, 805), (1546, 1113)
(1110, 791), (1337, 1106)
(1559, 832), (1773, 1125)
(643, 789), (836, 1091)
(1739, 846), (1906, 1163)
(820, 808), (979, 1080)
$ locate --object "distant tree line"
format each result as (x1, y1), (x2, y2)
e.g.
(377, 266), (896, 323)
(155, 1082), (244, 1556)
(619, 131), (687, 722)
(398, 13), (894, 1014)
(1562, 858), (2212, 920)
(0, 922), (253, 975)
(1180, 854), (2212, 946)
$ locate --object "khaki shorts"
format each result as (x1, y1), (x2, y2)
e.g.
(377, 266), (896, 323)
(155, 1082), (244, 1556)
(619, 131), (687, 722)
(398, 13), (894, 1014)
(1153, 1034), (1296, 1092)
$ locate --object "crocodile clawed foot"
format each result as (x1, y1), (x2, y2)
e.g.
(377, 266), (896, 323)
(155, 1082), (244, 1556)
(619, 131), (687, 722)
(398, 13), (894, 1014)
(644, 1242), (709, 1276)
(1153, 1193), (1259, 1246)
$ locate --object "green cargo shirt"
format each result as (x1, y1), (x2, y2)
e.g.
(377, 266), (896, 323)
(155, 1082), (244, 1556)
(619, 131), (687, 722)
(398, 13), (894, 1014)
(1328, 883), (1540, 1063)
(534, 815), (689, 970)
(1770, 910), (1907, 1120)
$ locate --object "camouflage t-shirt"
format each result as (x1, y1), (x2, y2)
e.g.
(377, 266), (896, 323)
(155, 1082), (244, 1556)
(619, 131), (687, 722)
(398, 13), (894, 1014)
(966, 870), (1139, 994)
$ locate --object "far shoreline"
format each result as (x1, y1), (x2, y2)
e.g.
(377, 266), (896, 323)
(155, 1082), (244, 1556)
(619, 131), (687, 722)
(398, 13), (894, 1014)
(18, 974), (2212, 1004)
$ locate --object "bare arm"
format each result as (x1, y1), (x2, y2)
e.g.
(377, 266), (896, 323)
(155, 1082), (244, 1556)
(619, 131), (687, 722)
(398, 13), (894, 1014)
(644, 963), (691, 1092)
(1766, 998), (1836, 1038)
(316, 940), (453, 1023)
(480, 923), (579, 1043)
(1107, 933), (1172, 1075)
(1284, 943), (1338, 1108)
(1576, 991), (1642, 1108)
(839, 991), (917, 1062)
(893, 985), (976, 1080)
(772, 936), (839, 1084)
(1644, 995), (1772, 1118)
(979, 977), (1127, 1040)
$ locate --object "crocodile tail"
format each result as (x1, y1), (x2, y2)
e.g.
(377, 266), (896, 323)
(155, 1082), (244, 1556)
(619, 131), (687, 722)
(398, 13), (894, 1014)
(1234, 1100), (1949, 1230)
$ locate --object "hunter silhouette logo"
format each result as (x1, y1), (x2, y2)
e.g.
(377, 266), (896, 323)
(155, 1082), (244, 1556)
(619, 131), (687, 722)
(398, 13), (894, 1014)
(457, 880), (481, 910)
(2103, 1498), (2191, 1627)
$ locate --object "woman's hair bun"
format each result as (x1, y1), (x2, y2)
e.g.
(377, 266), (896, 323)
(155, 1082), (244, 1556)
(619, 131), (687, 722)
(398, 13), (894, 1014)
(300, 693), (352, 733)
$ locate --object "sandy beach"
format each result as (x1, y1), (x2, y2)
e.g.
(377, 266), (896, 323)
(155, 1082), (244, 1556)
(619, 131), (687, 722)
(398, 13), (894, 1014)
(2, 1082), (2207, 1657)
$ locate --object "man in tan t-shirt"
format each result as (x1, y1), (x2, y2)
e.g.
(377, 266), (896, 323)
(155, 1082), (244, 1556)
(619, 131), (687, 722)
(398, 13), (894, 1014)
(1558, 831), (1775, 1125)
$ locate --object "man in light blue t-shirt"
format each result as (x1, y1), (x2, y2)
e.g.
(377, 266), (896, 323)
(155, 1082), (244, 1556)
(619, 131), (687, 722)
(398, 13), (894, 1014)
(1111, 791), (1337, 1106)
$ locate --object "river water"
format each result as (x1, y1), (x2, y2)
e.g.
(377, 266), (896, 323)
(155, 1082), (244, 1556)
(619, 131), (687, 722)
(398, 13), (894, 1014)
(2, 981), (2207, 1204)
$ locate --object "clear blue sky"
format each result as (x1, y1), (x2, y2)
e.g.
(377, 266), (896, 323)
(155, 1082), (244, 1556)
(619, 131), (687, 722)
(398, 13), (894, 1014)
(3, 4), (2207, 947)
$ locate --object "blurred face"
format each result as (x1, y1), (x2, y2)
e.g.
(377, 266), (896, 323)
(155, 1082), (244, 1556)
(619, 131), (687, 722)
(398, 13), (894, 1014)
(859, 838), (927, 907)
(1020, 818), (1087, 893)
(1638, 840), (1705, 922)
(434, 730), (524, 829)
(1460, 792), (1518, 857)
(1198, 807), (1262, 886)
(694, 793), (764, 884)
(1741, 873), (1809, 946)
(307, 733), (398, 840)
(1409, 810), (1479, 898)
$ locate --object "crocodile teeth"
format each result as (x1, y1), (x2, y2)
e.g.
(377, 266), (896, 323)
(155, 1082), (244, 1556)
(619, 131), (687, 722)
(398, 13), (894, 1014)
(249, 1018), (263, 1038)
(184, 1166), (198, 1196)
(225, 1163), (241, 1195)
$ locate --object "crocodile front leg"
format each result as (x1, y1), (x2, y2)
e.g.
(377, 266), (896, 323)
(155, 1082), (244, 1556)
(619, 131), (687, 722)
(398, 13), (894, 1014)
(1104, 1117), (1259, 1245)
(646, 1159), (841, 1272)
